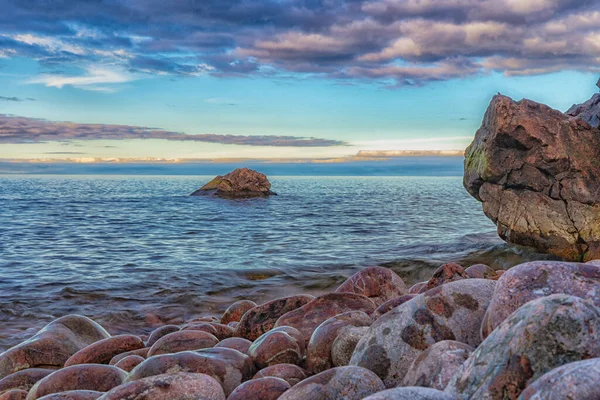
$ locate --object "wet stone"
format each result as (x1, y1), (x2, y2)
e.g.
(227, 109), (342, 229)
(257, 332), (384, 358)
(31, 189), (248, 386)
(335, 267), (408, 306)
(145, 325), (180, 348)
(306, 311), (372, 374)
(278, 366), (385, 400)
(252, 364), (308, 387)
(274, 293), (376, 344)
(97, 372), (225, 400)
(0, 368), (55, 394)
(64, 335), (144, 367)
(221, 300), (257, 325)
(26, 364), (126, 400)
(147, 330), (219, 357)
(214, 338), (252, 356)
(37, 391), (103, 400)
(227, 377), (291, 400)
(422, 263), (468, 292)
(363, 387), (458, 399)
(374, 295), (416, 319)
(249, 328), (303, 369)
(113, 355), (145, 372)
(235, 295), (314, 341)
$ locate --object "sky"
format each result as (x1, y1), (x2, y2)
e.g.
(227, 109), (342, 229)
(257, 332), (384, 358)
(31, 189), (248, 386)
(0, 0), (599, 160)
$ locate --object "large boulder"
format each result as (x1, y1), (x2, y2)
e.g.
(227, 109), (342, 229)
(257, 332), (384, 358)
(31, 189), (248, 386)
(350, 279), (495, 387)
(190, 168), (276, 198)
(335, 267), (408, 306)
(446, 295), (600, 400)
(481, 261), (600, 338)
(518, 358), (600, 400)
(463, 94), (600, 261)
(0, 316), (110, 379)
(566, 78), (600, 128)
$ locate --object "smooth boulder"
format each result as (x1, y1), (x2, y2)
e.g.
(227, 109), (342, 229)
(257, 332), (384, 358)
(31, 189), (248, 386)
(446, 295), (600, 399)
(249, 328), (303, 369)
(363, 387), (458, 399)
(98, 372), (225, 400)
(227, 377), (290, 400)
(482, 261), (600, 337)
(402, 340), (473, 390)
(278, 366), (385, 400)
(518, 358), (600, 400)
(0, 316), (110, 379)
(235, 295), (314, 341)
(350, 279), (495, 387)
(221, 300), (257, 325)
(274, 293), (376, 344)
(64, 335), (144, 367)
(335, 267), (408, 306)
(252, 364), (308, 387)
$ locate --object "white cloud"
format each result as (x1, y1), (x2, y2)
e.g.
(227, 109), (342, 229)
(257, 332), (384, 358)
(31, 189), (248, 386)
(27, 66), (135, 92)
(10, 33), (86, 55)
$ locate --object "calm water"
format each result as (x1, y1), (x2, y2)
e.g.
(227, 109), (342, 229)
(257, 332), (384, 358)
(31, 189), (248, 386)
(0, 173), (554, 350)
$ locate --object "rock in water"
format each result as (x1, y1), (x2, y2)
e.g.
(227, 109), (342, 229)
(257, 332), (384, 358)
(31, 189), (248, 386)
(190, 167), (276, 198)
(464, 94), (600, 261)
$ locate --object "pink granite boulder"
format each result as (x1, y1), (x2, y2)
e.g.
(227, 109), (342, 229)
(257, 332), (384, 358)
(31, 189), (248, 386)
(335, 267), (408, 306)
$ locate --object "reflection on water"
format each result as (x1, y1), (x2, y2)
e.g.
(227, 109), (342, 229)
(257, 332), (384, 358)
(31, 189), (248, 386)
(0, 175), (556, 350)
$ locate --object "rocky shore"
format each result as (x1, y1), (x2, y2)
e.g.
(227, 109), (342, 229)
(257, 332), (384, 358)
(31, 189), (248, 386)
(0, 261), (598, 400)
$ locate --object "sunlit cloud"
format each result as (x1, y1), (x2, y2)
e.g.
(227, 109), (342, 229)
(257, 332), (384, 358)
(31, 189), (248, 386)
(27, 66), (135, 92)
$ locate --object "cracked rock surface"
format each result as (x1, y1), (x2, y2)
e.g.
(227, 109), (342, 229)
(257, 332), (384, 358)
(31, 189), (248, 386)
(464, 94), (600, 261)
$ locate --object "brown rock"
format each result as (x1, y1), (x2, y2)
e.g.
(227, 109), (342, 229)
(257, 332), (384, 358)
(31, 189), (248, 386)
(374, 295), (416, 318)
(235, 295), (314, 341)
(147, 330), (218, 357)
(249, 328), (303, 369)
(64, 335), (144, 367)
(227, 322), (238, 329)
(464, 94), (600, 261)
(422, 263), (467, 292)
(402, 340), (473, 390)
(0, 390), (28, 400)
(190, 168), (277, 198)
(253, 364), (308, 387)
(126, 348), (255, 396)
(0, 315), (110, 379)
(482, 261), (600, 338)
(350, 279), (496, 387)
(145, 325), (180, 347)
(214, 338), (252, 356)
(267, 327), (305, 357)
(37, 391), (103, 400)
(26, 364), (126, 400)
(0, 369), (55, 393)
(306, 311), (371, 374)
(98, 372), (225, 400)
(274, 293), (376, 344)
(113, 355), (144, 372)
(335, 267), (408, 306)
(519, 358), (600, 400)
(446, 295), (600, 399)
(464, 264), (497, 279)
(227, 377), (291, 400)
(278, 366), (385, 400)
(181, 323), (218, 337)
(108, 348), (148, 366)
(221, 300), (257, 325)
(363, 387), (458, 399)
(331, 326), (369, 367)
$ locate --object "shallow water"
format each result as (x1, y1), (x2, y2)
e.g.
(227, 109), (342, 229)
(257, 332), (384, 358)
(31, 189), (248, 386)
(0, 174), (556, 350)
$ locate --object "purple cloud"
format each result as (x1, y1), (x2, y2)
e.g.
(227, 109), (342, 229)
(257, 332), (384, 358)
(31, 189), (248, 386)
(0, 0), (598, 86)
(0, 114), (346, 147)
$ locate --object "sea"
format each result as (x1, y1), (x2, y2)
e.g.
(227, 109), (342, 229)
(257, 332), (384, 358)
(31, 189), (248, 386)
(0, 157), (556, 350)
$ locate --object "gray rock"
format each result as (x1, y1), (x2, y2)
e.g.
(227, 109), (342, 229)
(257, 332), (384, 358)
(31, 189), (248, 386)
(278, 366), (385, 400)
(363, 387), (458, 399)
(402, 340), (473, 390)
(446, 295), (600, 400)
(350, 279), (495, 387)
(331, 326), (369, 367)
(518, 358), (600, 400)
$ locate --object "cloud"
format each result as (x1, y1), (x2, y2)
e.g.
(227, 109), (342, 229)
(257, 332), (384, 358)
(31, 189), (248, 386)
(27, 66), (135, 92)
(0, 114), (347, 147)
(0, 0), (598, 87)
(0, 96), (35, 102)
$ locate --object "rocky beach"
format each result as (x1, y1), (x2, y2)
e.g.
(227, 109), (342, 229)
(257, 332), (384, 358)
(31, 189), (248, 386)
(1, 82), (600, 399)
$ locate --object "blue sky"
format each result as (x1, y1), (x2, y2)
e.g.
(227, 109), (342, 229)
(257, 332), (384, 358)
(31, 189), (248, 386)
(0, 0), (599, 160)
